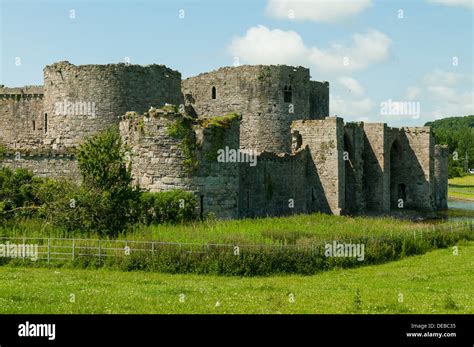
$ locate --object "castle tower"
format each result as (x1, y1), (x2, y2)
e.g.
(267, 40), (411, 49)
(182, 65), (329, 153)
(0, 86), (44, 150)
(42, 61), (183, 149)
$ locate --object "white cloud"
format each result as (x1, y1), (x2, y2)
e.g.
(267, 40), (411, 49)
(228, 25), (308, 66)
(229, 26), (391, 73)
(406, 86), (422, 100)
(423, 69), (474, 117)
(338, 76), (365, 97)
(330, 94), (375, 118)
(427, 0), (474, 10)
(309, 29), (391, 71)
(228, 26), (386, 120)
(428, 86), (474, 117)
(266, 0), (373, 22)
(423, 69), (465, 87)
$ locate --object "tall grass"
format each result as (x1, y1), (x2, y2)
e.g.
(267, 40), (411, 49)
(1, 213), (472, 276)
(0, 213), (442, 245)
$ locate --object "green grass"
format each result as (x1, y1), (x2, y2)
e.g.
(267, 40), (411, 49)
(449, 175), (474, 201)
(0, 213), (437, 245)
(1, 241), (472, 314)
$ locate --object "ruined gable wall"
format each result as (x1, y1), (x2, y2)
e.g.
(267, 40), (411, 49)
(292, 117), (345, 215)
(362, 123), (390, 212)
(398, 127), (435, 210)
(309, 81), (329, 119)
(344, 122), (366, 213)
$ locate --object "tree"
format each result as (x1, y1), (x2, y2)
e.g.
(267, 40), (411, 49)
(425, 115), (474, 177)
(76, 127), (140, 236)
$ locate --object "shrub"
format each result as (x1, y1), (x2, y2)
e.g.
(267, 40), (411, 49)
(35, 178), (83, 231)
(139, 190), (197, 225)
(76, 127), (141, 236)
(0, 167), (43, 221)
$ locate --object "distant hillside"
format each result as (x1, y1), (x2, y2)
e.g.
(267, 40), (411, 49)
(425, 115), (474, 131)
(425, 115), (474, 177)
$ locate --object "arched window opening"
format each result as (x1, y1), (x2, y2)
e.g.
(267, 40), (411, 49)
(211, 86), (216, 100)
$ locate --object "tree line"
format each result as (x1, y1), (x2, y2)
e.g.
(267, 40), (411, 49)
(425, 115), (474, 178)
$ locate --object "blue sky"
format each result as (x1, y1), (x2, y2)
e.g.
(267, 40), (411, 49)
(1, 0), (473, 126)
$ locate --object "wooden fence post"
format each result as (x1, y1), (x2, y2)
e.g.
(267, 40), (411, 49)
(98, 240), (101, 265)
(47, 238), (50, 264)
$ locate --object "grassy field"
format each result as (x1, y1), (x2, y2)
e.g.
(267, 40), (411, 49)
(449, 175), (474, 201)
(0, 213), (436, 245)
(0, 240), (472, 314)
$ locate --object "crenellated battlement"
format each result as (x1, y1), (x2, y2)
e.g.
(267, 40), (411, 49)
(0, 85), (44, 102)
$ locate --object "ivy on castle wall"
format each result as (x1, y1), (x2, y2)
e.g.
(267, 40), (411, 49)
(167, 117), (199, 173)
(199, 113), (240, 162)
(257, 67), (272, 81)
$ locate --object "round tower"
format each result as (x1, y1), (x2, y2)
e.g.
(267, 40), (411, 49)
(42, 61), (183, 149)
(182, 65), (329, 153)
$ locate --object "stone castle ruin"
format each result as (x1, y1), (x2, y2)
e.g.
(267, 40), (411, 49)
(0, 61), (448, 218)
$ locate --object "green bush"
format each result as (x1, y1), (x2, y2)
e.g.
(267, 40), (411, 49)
(35, 178), (83, 232)
(139, 190), (197, 225)
(76, 127), (141, 236)
(0, 167), (43, 221)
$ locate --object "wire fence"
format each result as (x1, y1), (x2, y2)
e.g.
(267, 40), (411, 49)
(0, 220), (472, 264)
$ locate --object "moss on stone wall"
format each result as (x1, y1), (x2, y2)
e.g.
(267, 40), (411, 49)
(199, 112), (240, 128)
(167, 117), (199, 172)
(204, 127), (225, 162)
(257, 67), (272, 81)
(200, 113), (239, 161)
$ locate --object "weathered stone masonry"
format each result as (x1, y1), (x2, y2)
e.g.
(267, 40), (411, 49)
(0, 62), (448, 218)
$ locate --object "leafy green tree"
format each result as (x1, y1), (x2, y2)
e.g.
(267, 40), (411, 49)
(425, 115), (474, 177)
(75, 127), (140, 236)
(0, 167), (43, 220)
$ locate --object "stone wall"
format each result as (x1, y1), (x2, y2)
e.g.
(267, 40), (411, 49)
(309, 81), (329, 119)
(362, 124), (436, 213)
(292, 117), (345, 215)
(395, 127), (434, 211)
(0, 86), (44, 150)
(119, 108), (241, 219)
(434, 144), (448, 209)
(43, 61), (183, 150)
(0, 62), (447, 219)
(182, 65), (329, 153)
(1, 152), (79, 180)
(239, 150), (309, 217)
(344, 122), (366, 213)
(362, 123), (390, 212)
